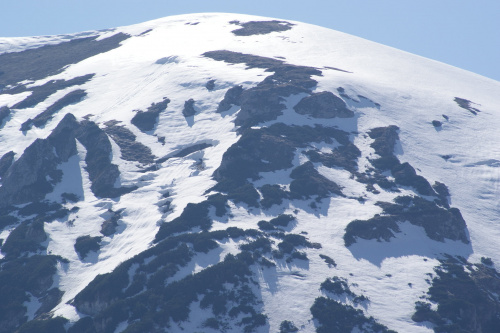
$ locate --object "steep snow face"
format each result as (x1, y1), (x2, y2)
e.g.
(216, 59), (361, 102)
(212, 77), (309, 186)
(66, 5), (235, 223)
(0, 13), (499, 333)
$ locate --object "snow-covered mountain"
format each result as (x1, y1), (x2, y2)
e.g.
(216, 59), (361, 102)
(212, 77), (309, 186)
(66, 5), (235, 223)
(0, 13), (499, 333)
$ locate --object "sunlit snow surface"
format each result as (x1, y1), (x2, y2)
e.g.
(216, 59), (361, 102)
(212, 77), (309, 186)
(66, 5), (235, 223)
(0, 13), (499, 333)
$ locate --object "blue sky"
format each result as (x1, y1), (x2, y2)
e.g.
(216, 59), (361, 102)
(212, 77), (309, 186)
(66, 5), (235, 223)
(1, 0), (499, 81)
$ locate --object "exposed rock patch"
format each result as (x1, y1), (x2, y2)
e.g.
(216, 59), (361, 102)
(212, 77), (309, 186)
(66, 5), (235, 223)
(413, 256), (500, 332)
(290, 161), (343, 199)
(182, 98), (197, 117)
(344, 195), (469, 246)
(432, 120), (442, 127)
(216, 85), (243, 112)
(454, 97), (481, 115)
(73, 231), (265, 333)
(76, 120), (135, 198)
(205, 79), (215, 91)
(0, 151), (15, 178)
(0, 139), (60, 206)
(153, 142), (213, 167)
(0, 33), (129, 87)
(100, 209), (123, 236)
(0, 106), (11, 126)
(21, 89), (87, 131)
(0, 255), (66, 332)
(74, 235), (102, 259)
(204, 50), (321, 130)
(104, 122), (155, 164)
(8, 74), (93, 110)
(231, 20), (294, 36)
(131, 98), (170, 132)
(294, 91), (354, 118)
(311, 296), (395, 333)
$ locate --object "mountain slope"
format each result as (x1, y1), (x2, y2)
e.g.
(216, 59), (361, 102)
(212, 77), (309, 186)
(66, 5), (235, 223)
(0, 13), (499, 333)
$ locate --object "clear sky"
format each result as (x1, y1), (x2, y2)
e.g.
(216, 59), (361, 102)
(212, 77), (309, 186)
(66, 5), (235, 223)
(1, 0), (499, 81)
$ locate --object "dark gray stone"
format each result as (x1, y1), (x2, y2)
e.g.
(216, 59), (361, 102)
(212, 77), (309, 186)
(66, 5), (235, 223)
(0, 139), (59, 206)
(131, 98), (169, 132)
(294, 91), (354, 118)
(231, 20), (294, 36)
(289, 161), (343, 199)
(0, 151), (14, 178)
(0, 33), (129, 87)
(9, 74), (94, 110)
(204, 50), (321, 130)
(31, 89), (87, 129)
(432, 120), (442, 127)
(216, 85), (243, 112)
(76, 120), (134, 198)
(182, 98), (196, 117)
(205, 79), (215, 91)
(0, 106), (10, 126)
(47, 113), (80, 162)
(104, 123), (155, 164)
(454, 97), (481, 115)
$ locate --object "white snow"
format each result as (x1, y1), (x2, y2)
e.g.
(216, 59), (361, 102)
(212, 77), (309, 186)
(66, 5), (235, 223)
(0, 12), (498, 333)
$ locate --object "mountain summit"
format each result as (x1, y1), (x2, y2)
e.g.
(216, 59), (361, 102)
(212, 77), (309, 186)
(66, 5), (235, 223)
(0, 13), (499, 333)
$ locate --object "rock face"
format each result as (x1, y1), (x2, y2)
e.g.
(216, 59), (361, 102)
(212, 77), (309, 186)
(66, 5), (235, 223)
(104, 122), (155, 164)
(0, 33), (128, 87)
(76, 120), (134, 198)
(0, 106), (10, 125)
(231, 20), (294, 36)
(294, 91), (354, 118)
(216, 85), (243, 112)
(131, 98), (170, 132)
(0, 139), (60, 206)
(0, 151), (14, 178)
(182, 98), (197, 117)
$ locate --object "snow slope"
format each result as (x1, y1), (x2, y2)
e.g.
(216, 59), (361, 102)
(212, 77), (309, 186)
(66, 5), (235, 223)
(0, 13), (499, 333)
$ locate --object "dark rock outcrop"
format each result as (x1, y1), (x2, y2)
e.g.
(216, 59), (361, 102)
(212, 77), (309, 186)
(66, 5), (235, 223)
(311, 296), (395, 333)
(205, 79), (215, 91)
(432, 120), (442, 127)
(104, 123), (155, 164)
(216, 85), (243, 112)
(131, 98), (170, 132)
(289, 161), (343, 199)
(231, 20), (294, 36)
(1, 219), (47, 257)
(9, 74), (94, 110)
(0, 33), (128, 87)
(413, 257), (500, 333)
(47, 113), (80, 162)
(344, 195), (469, 246)
(0, 106), (10, 125)
(76, 120), (134, 198)
(454, 97), (481, 115)
(0, 139), (60, 206)
(74, 235), (102, 259)
(100, 209), (123, 236)
(182, 98), (197, 117)
(31, 89), (87, 128)
(0, 112), (132, 206)
(0, 255), (65, 333)
(0, 151), (15, 178)
(368, 125), (400, 159)
(305, 142), (361, 173)
(294, 91), (354, 118)
(204, 50), (321, 130)
(391, 162), (435, 196)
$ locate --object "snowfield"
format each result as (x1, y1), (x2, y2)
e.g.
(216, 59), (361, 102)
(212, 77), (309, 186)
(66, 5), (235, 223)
(0, 13), (499, 333)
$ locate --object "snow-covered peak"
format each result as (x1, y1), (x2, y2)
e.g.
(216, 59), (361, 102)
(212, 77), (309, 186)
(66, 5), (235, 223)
(0, 13), (499, 333)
